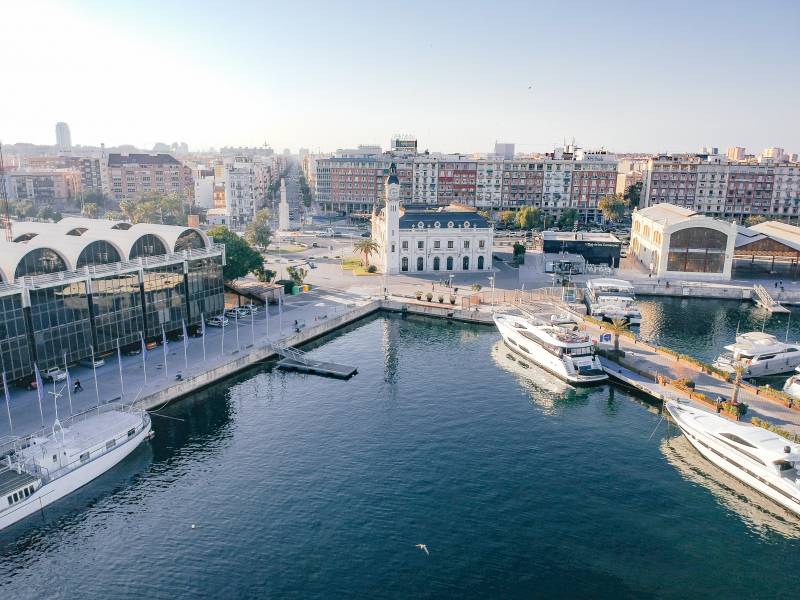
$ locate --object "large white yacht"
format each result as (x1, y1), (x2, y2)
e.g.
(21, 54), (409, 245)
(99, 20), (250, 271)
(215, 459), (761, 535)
(584, 278), (642, 326)
(666, 400), (800, 516)
(0, 403), (152, 532)
(712, 331), (800, 378)
(783, 366), (800, 399)
(493, 313), (607, 384)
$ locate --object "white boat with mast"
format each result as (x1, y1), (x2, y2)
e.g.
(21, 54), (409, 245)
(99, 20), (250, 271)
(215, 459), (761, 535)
(666, 400), (800, 516)
(712, 330), (800, 378)
(493, 309), (607, 385)
(0, 389), (153, 532)
(584, 278), (642, 326)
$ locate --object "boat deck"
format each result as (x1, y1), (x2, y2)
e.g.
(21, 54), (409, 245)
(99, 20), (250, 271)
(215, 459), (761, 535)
(0, 469), (38, 498)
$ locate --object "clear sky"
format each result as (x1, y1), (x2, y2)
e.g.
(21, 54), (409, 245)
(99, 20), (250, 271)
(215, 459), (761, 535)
(2, 0), (798, 155)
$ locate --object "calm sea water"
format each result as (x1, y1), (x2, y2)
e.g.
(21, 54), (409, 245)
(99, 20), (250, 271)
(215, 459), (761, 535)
(2, 312), (800, 599)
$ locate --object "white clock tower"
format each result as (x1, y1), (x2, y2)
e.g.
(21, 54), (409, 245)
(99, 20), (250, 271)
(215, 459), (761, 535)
(383, 163), (401, 274)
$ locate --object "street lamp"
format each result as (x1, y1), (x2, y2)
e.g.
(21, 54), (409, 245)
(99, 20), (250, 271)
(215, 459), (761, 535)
(488, 275), (495, 311)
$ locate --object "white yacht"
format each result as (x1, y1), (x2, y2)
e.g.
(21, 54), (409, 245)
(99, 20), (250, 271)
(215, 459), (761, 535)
(713, 331), (800, 378)
(0, 403), (152, 532)
(666, 400), (800, 516)
(783, 366), (800, 399)
(493, 313), (607, 384)
(584, 278), (642, 326)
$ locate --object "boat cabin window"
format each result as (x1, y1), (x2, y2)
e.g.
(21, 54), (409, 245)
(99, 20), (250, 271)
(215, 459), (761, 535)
(518, 344), (530, 354)
(719, 433), (757, 448)
(6, 496), (11, 506)
(80, 452), (90, 463)
(23, 488), (29, 498)
(757, 354), (776, 361)
(508, 338), (517, 346)
(106, 439), (116, 450)
(775, 461), (795, 472)
(13, 492), (18, 502)
(564, 346), (593, 357)
(52, 454), (57, 462)
(127, 428), (136, 437)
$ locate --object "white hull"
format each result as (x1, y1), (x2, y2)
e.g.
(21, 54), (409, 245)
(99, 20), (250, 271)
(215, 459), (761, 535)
(0, 421), (151, 531)
(494, 318), (607, 385)
(667, 403), (800, 516)
(715, 354), (800, 378)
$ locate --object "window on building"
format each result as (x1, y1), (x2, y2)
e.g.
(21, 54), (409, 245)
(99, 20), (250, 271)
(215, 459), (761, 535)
(401, 257), (408, 272)
(464, 240), (470, 249)
(447, 240), (454, 249)
(417, 240), (424, 250)
(416, 257), (424, 271)
(402, 241), (408, 250)
(479, 240), (485, 249)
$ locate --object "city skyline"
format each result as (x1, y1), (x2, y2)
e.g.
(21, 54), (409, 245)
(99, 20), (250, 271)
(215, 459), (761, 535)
(3, 0), (799, 154)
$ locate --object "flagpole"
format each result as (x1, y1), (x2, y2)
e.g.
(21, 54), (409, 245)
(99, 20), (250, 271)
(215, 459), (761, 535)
(235, 312), (240, 349)
(161, 325), (168, 376)
(90, 345), (100, 411)
(201, 313), (206, 361)
(140, 332), (148, 384)
(34, 363), (44, 426)
(250, 308), (255, 346)
(182, 320), (188, 370)
(52, 374), (58, 422)
(117, 340), (125, 396)
(2, 372), (13, 433)
(64, 351), (73, 416)
(221, 311), (225, 355)
(279, 293), (283, 334)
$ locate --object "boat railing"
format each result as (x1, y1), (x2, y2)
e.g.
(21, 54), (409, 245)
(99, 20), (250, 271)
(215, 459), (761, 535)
(0, 402), (146, 464)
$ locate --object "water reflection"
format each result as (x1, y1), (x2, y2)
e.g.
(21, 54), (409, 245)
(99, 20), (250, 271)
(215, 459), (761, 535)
(490, 341), (594, 414)
(660, 435), (800, 540)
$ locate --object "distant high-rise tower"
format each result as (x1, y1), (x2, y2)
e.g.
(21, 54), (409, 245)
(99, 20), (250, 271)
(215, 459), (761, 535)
(494, 142), (515, 160)
(726, 146), (745, 161)
(55, 122), (72, 153)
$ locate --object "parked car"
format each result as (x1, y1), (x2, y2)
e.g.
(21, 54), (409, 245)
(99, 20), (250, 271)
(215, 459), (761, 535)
(225, 307), (249, 319)
(125, 346), (141, 356)
(241, 303), (259, 314)
(79, 358), (106, 369)
(43, 367), (67, 382)
(206, 316), (229, 327)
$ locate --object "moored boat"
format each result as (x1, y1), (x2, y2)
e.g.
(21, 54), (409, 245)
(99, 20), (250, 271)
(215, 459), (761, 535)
(713, 331), (800, 378)
(666, 400), (800, 516)
(584, 278), (642, 326)
(493, 313), (607, 384)
(0, 403), (152, 532)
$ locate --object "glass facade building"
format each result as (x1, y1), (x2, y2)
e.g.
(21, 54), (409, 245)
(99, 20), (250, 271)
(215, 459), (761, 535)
(0, 244), (224, 381)
(91, 271), (145, 354)
(0, 287), (33, 381)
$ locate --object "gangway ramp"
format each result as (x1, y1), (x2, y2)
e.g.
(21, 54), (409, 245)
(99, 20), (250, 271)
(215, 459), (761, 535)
(272, 341), (357, 379)
(753, 284), (790, 313)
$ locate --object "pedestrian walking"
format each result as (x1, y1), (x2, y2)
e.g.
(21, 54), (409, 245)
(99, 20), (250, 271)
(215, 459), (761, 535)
(74, 378), (84, 393)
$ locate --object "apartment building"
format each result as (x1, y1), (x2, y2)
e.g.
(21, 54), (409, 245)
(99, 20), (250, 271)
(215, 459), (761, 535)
(223, 156), (257, 229)
(4, 168), (81, 204)
(306, 145), (618, 221)
(641, 152), (800, 219)
(107, 153), (193, 202)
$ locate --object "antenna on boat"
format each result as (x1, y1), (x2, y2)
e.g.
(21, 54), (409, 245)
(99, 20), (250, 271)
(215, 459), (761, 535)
(786, 312), (792, 343)
(761, 311), (769, 333)
(735, 320), (740, 337)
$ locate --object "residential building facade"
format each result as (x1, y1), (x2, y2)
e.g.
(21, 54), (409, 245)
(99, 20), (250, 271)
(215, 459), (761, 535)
(107, 153), (193, 203)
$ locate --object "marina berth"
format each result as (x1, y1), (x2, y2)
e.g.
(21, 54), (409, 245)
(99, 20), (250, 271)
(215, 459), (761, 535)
(0, 403), (152, 531)
(493, 313), (607, 385)
(666, 400), (800, 516)
(584, 278), (642, 326)
(712, 331), (800, 378)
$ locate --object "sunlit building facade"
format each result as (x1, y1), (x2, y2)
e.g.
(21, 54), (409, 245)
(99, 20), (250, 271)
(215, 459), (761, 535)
(0, 218), (225, 381)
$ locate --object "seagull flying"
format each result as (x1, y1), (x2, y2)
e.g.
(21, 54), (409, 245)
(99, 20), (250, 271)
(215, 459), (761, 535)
(416, 544), (429, 556)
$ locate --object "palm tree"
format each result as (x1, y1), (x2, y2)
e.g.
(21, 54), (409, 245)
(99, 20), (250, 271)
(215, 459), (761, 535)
(353, 238), (380, 268)
(119, 199), (137, 223)
(731, 362), (746, 405)
(81, 202), (100, 218)
(608, 317), (629, 353)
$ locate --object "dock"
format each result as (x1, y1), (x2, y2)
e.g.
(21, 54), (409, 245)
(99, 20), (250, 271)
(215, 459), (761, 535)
(273, 341), (358, 379)
(752, 284), (791, 313)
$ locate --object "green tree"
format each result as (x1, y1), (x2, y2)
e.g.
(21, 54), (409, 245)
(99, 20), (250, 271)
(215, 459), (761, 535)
(37, 206), (59, 221)
(609, 317), (629, 353)
(512, 241), (526, 265)
(498, 210), (516, 228)
(745, 215), (768, 227)
(208, 225), (264, 281)
(15, 201), (34, 218)
(353, 238), (380, 267)
(81, 202), (100, 218)
(244, 208), (272, 249)
(119, 199), (137, 223)
(253, 265), (276, 282)
(83, 191), (108, 207)
(516, 206), (541, 230)
(286, 266), (308, 286)
(598, 194), (628, 223)
(557, 208), (580, 229)
(624, 181), (643, 208)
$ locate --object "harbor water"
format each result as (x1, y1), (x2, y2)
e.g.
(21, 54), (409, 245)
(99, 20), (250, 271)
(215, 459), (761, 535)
(2, 311), (800, 599)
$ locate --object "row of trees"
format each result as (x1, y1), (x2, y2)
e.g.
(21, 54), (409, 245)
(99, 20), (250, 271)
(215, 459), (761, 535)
(491, 192), (635, 232)
(118, 192), (190, 226)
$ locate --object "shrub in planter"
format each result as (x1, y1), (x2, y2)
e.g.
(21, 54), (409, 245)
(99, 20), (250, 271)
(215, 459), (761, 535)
(415, 290), (423, 300)
(676, 377), (695, 389)
(367, 264), (377, 273)
(438, 295), (444, 303)
(449, 295), (456, 305)
(426, 292), (433, 302)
